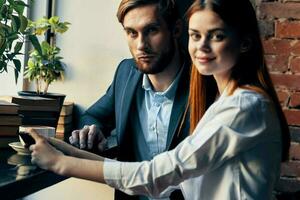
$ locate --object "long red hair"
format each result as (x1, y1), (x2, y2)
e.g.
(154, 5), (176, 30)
(187, 0), (290, 162)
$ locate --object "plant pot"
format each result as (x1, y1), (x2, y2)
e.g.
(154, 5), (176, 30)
(17, 91), (66, 129)
(18, 91), (66, 109)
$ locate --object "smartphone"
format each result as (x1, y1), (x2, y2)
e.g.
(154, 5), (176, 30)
(18, 131), (35, 147)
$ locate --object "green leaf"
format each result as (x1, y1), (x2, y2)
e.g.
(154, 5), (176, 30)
(19, 15), (28, 33)
(0, 5), (9, 19)
(6, 32), (18, 46)
(35, 26), (48, 35)
(56, 22), (70, 33)
(49, 16), (59, 25)
(15, 0), (28, 7)
(2, 60), (8, 72)
(0, 34), (4, 47)
(13, 59), (21, 72)
(14, 41), (23, 53)
(7, 4), (14, 16)
(0, 39), (6, 55)
(12, 2), (25, 16)
(6, 52), (14, 60)
(13, 59), (21, 84)
(13, 58), (21, 84)
(7, 0), (14, 5)
(0, 60), (6, 72)
(0, 23), (10, 34)
(14, 69), (19, 83)
(0, 0), (5, 9)
(27, 59), (34, 68)
(11, 15), (21, 32)
(29, 35), (43, 55)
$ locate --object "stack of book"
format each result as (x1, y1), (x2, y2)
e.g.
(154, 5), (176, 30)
(56, 101), (74, 140)
(0, 100), (22, 148)
(0, 95), (61, 128)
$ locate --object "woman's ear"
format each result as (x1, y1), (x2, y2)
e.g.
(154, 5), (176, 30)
(240, 37), (252, 53)
(173, 20), (183, 38)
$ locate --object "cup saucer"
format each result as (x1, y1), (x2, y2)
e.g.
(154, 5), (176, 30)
(7, 153), (32, 165)
(8, 142), (31, 155)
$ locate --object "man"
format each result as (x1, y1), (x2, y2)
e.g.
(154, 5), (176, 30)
(70, 0), (190, 199)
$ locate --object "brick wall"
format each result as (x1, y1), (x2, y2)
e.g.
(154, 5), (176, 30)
(256, 0), (300, 197)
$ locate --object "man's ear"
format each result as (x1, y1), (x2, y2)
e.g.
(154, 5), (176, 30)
(240, 36), (252, 53)
(172, 20), (182, 38)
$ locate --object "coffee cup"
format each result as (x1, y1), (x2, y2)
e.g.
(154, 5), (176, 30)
(19, 126), (56, 146)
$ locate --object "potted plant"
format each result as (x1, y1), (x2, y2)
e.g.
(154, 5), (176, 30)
(20, 16), (71, 105)
(18, 16), (71, 127)
(24, 16), (71, 95)
(0, 0), (30, 83)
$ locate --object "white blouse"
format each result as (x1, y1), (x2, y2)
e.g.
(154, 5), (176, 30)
(103, 88), (282, 200)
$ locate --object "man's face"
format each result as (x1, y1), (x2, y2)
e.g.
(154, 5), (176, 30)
(122, 4), (176, 74)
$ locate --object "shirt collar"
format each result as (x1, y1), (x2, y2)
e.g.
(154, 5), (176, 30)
(142, 62), (185, 99)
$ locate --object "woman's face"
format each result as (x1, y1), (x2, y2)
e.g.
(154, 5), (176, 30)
(188, 9), (241, 85)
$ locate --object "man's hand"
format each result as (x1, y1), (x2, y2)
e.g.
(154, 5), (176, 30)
(69, 124), (107, 151)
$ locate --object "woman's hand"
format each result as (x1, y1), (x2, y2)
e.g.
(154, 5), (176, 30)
(47, 136), (80, 157)
(29, 129), (64, 172)
(29, 128), (105, 182)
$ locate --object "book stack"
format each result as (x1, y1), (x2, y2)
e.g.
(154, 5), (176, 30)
(0, 95), (61, 128)
(56, 101), (74, 140)
(0, 100), (22, 148)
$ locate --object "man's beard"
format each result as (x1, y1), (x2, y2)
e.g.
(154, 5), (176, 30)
(135, 39), (176, 74)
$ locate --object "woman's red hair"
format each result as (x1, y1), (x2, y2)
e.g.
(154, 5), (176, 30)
(186, 0), (290, 162)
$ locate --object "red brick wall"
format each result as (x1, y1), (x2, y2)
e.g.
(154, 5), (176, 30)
(257, 0), (300, 195)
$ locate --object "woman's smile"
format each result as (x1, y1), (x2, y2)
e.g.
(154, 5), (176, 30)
(195, 56), (216, 64)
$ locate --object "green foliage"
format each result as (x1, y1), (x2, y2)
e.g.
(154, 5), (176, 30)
(28, 16), (70, 35)
(24, 16), (70, 94)
(0, 0), (29, 83)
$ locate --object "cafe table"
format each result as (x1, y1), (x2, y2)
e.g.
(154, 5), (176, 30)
(0, 147), (66, 200)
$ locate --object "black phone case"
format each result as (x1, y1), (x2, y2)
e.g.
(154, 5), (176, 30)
(19, 131), (35, 147)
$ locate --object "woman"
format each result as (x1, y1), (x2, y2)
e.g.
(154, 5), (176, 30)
(29, 0), (290, 199)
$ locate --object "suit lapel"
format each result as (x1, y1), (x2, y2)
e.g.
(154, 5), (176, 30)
(118, 66), (142, 142)
(166, 62), (190, 149)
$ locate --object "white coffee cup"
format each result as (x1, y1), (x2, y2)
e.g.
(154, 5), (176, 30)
(19, 125), (56, 146)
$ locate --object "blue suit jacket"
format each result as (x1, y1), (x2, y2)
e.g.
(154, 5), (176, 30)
(80, 58), (190, 156)
(80, 58), (190, 200)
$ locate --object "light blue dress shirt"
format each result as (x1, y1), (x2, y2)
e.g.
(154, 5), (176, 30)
(137, 70), (182, 159)
(133, 68), (184, 200)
